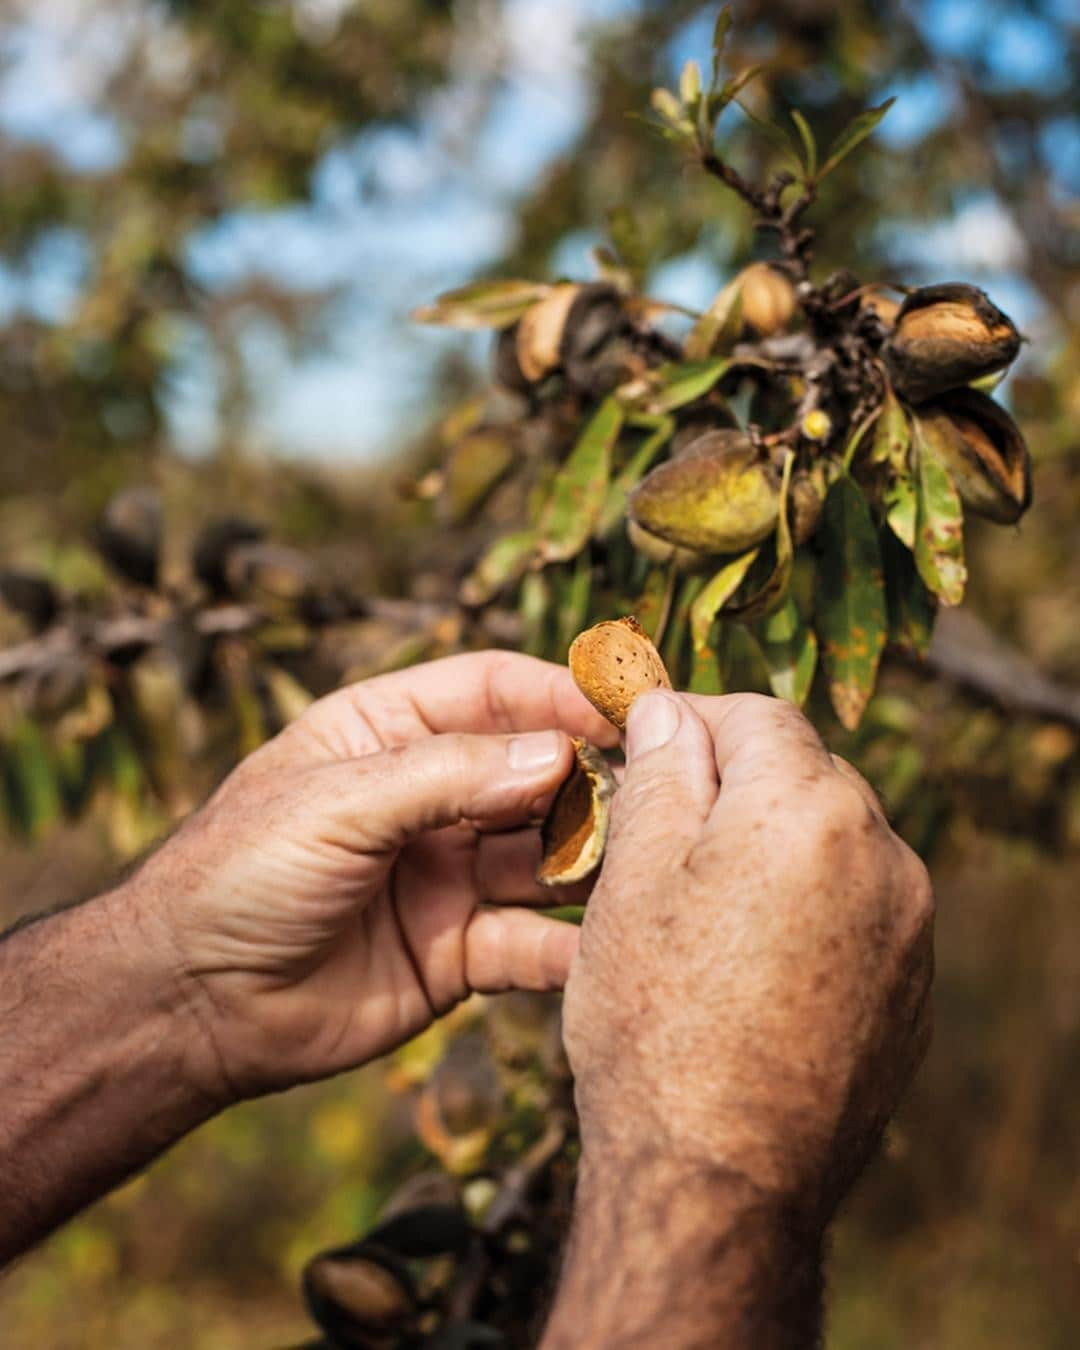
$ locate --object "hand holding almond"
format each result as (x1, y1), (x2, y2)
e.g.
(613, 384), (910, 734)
(545, 689), (934, 1348)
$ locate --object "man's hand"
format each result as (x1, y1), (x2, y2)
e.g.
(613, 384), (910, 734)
(544, 690), (933, 1349)
(0, 652), (614, 1265)
(126, 651), (617, 1103)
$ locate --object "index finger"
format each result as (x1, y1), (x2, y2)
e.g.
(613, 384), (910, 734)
(294, 651), (620, 760)
(681, 691), (835, 793)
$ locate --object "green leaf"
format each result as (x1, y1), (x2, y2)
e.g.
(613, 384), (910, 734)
(460, 530), (537, 606)
(755, 596), (818, 707)
(816, 476), (888, 730)
(882, 529), (937, 657)
(790, 108), (818, 178)
(912, 415), (967, 606)
(885, 473), (917, 550)
(711, 7), (733, 86)
(537, 398), (624, 564)
(869, 388), (910, 470)
(690, 549), (760, 652)
(2, 720), (63, 839)
(412, 280), (550, 329)
(818, 98), (895, 180)
(734, 99), (803, 165)
(684, 284), (743, 362)
(597, 414), (674, 536)
(631, 359), (732, 415)
(721, 450), (796, 621)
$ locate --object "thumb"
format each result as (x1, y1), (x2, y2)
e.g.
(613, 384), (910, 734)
(308, 729), (576, 850)
(608, 690), (718, 860)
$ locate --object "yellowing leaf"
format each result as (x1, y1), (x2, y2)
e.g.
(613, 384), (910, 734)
(913, 415), (967, 606)
(690, 548), (760, 652)
(721, 450), (796, 621)
(816, 476), (887, 730)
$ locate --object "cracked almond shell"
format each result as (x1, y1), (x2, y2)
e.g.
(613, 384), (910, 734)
(884, 283), (1020, 404)
(537, 739), (617, 887)
(917, 388), (1032, 524)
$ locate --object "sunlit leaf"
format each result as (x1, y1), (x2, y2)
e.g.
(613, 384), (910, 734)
(816, 476), (887, 730)
(412, 280), (551, 329)
(818, 98), (895, 180)
(912, 415), (967, 606)
(690, 548), (760, 652)
(537, 398), (624, 564)
(755, 596), (818, 706)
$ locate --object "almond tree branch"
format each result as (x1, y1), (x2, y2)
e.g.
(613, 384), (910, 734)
(917, 608), (1080, 730)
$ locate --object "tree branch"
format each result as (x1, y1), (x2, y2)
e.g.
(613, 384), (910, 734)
(918, 608), (1080, 729)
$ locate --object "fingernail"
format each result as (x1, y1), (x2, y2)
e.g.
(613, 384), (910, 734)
(626, 690), (681, 760)
(507, 729), (563, 773)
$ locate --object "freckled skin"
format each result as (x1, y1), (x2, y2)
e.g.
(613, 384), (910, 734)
(545, 691), (934, 1350)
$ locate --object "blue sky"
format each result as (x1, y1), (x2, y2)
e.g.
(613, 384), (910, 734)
(0, 0), (1074, 462)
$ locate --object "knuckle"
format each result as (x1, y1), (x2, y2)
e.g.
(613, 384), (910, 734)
(901, 847), (935, 925)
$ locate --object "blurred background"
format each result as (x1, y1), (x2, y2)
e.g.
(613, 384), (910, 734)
(0, 0), (1077, 1345)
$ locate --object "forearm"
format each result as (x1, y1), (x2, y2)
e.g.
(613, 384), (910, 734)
(541, 1150), (825, 1350)
(0, 883), (223, 1267)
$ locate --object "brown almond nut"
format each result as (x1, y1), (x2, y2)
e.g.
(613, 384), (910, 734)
(568, 615), (672, 730)
(537, 739), (617, 887)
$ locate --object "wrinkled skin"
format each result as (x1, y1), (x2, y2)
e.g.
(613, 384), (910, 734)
(563, 688), (934, 1221)
(130, 651), (618, 1102)
(543, 690), (934, 1348)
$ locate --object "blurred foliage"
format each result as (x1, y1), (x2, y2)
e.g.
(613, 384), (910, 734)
(0, 0), (1078, 1346)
